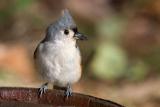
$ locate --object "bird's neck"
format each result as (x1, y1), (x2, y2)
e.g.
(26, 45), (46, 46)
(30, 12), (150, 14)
(55, 38), (77, 47)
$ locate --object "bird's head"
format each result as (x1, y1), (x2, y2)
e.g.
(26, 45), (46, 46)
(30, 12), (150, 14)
(45, 9), (87, 42)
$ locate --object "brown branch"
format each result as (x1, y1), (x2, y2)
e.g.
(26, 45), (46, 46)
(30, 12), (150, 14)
(0, 87), (124, 107)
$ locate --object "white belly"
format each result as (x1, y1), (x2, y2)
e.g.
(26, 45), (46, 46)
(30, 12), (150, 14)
(35, 41), (81, 87)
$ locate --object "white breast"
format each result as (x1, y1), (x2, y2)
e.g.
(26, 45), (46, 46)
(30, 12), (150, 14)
(35, 40), (82, 87)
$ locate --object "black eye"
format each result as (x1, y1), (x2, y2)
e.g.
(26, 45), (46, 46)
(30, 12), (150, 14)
(64, 29), (69, 35)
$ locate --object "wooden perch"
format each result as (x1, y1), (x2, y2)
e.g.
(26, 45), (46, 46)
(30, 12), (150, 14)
(0, 87), (124, 107)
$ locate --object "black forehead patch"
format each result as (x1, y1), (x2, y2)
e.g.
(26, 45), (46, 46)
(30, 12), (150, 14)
(72, 27), (78, 33)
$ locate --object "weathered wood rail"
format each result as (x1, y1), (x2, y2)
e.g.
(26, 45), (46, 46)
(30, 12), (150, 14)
(0, 87), (124, 107)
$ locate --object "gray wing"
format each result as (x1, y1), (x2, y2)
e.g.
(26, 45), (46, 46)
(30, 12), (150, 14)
(34, 42), (61, 82)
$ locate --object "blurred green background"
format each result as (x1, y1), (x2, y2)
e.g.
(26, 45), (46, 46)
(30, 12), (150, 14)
(0, 0), (160, 107)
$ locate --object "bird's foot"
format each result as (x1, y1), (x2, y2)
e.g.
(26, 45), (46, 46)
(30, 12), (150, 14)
(65, 84), (72, 99)
(38, 82), (48, 98)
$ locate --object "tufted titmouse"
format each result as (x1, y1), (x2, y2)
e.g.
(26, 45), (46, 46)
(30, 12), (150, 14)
(34, 9), (87, 98)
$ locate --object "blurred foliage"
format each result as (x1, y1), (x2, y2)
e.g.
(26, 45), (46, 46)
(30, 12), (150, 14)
(13, 0), (33, 11)
(0, 0), (160, 82)
(144, 48), (160, 72)
(0, 0), (160, 106)
(127, 61), (148, 81)
(0, 0), (33, 22)
(0, 69), (19, 81)
(91, 43), (127, 80)
(90, 15), (128, 80)
(97, 15), (127, 42)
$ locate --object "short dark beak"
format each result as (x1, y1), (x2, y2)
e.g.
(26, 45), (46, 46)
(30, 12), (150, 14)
(74, 32), (88, 40)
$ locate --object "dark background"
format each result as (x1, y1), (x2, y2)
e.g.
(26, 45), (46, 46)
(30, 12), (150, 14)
(0, 0), (160, 107)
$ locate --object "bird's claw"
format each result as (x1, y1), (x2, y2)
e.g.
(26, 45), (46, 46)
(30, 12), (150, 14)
(65, 84), (72, 99)
(38, 83), (48, 98)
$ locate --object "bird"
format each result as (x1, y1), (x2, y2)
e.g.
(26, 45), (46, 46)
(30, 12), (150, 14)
(34, 9), (87, 98)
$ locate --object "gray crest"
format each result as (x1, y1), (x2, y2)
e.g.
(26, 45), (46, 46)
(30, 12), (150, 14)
(57, 9), (77, 29)
(44, 9), (77, 41)
(48, 9), (76, 31)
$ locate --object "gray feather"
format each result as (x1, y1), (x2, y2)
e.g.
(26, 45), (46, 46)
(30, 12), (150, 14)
(44, 9), (77, 42)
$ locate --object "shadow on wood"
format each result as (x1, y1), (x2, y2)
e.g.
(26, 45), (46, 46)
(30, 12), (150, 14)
(0, 87), (124, 107)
